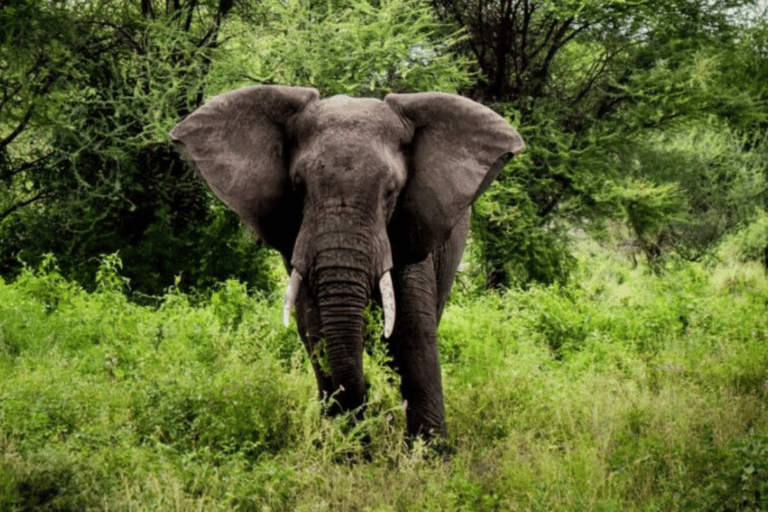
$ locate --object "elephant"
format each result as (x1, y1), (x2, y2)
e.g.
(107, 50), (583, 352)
(170, 85), (524, 441)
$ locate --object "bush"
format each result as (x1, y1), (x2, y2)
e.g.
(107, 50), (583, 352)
(2, 246), (768, 511)
(623, 124), (768, 261)
(684, 431), (768, 512)
(471, 171), (577, 289)
(717, 208), (768, 266)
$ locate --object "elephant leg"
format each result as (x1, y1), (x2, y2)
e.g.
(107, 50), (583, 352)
(388, 257), (446, 439)
(294, 281), (335, 404)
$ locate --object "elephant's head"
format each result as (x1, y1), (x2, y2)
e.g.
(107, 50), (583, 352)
(170, 85), (523, 411)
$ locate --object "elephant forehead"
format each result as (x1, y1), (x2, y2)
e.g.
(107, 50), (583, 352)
(293, 96), (411, 142)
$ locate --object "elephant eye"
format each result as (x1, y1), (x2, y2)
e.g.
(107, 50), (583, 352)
(292, 173), (303, 190)
(384, 180), (396, 199)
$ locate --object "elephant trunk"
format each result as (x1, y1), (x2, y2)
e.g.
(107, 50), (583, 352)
(314, 265), (369, 414)
(287, 207), (396, 414)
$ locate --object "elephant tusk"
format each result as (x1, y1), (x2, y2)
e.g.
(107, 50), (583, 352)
(283, 269), (302, 327)
(379, 271), (396, 338)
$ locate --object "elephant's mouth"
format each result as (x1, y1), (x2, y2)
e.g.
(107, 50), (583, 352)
(283, 268), (396, 338)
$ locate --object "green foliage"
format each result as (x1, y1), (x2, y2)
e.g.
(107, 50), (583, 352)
(210, 279), (252, 330)
(4, 239), (767, 510)
(212, 0), (472, 97)
(95, 252), (130, 295)
(717, 209), (768, 265)
(597, 179), (687, 266)
(13, 254), (80, 315)
(608, 180), (686, 240)
(522, 286), (591, 359)
(127, 361), (296, 457)
(460, 156), (561, 288)
(435, 0), (768, 284)
(683, 431), (768, 512)
(0, 0), (286, 298)
(617, 123), (768, 260)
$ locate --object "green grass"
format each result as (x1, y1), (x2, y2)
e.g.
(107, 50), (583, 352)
(1, 246), (767, 511)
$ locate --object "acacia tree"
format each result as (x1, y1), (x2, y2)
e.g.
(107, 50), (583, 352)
(1, 0), (232, 216)
(0, 0), (267, 294)
(1, 0), (73, 222)
(430, 0), (762, 286)
(215, 0), (471, 97)
(1, 0), (473, 295)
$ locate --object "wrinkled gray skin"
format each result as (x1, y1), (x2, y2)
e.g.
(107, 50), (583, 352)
(170, 86), (524, 440)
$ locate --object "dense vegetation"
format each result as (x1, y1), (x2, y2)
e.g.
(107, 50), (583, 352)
(2, 0), (767, 293)
(2, 0), (768, 510)
(1, 238), (767, 511)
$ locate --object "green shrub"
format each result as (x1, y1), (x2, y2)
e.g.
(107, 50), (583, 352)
(623, 124), (768, 261)
(128, 363), (297, 458)
(13, 254), (82, 315)
(471, 171), (577, 289)
(520, 286), (590, 359)
(684, 431), (768, 512)
(210, 279), (252, 330)
(717, 208), (768, 265)
(2, 245), (768, 510)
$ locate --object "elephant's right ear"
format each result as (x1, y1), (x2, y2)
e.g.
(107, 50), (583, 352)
(170, 85), (319, 258)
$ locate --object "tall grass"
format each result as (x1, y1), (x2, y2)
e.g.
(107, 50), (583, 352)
(1, 242), (767, 511)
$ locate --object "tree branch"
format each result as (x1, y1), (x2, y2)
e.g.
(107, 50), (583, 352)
(526, 14), (557, 63)
(0, 80), (25, 114)
(0, 105), (36, 151)
(0, 152), (54, 183)
(184, 0), (197, 32)
(0, 190), (53, 222)
(142, 0), (156, 19)
(80, 21), (146, 54)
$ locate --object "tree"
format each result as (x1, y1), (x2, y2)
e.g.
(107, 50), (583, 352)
(209, 0), (471, 97)
(1, 0), (472, 295)
(0, 0), (257, 295)
(1, 0), (74, 223)
(430, 0), (763, 286)
(607, 13), (768, 261)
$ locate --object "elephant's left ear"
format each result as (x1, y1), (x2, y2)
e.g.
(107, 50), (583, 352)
(385, 92), (524, 263)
